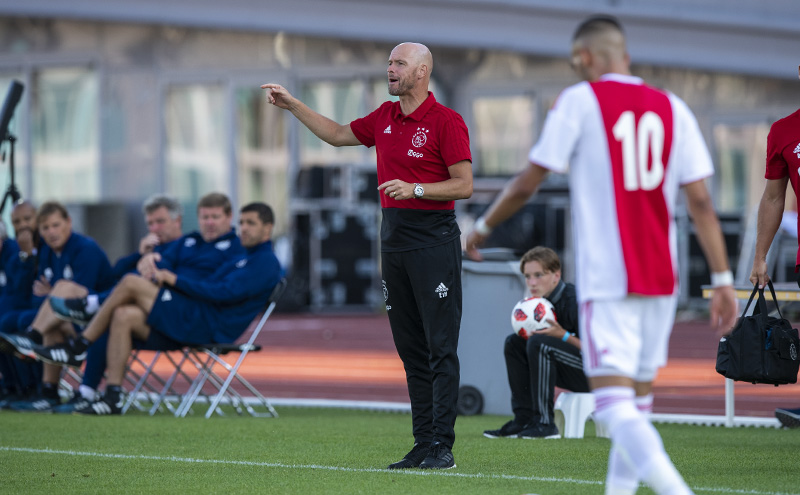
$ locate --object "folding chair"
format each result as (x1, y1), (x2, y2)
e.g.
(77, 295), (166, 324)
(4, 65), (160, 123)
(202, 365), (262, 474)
(122, 349), (160, 413)
(122, 346), (214, 415)
(122, 349), (186, 415)
(172, 278), (287, 418)
(145, 348), (214, 416)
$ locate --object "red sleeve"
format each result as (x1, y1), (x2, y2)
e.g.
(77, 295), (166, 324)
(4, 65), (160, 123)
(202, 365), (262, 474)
(440, 114), (472, 166)
(765, 123), (788, 180)
(350, 105), (385, 148)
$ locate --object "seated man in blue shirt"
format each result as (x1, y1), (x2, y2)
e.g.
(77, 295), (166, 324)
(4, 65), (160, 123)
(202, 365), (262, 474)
(0, 201), (115, 411)
(43, 193), (184, 412)
(34, 202), (283, 415)
(10, 192), (239, 412)
(0, 201), (40, 408)
(0, 220), (21, 402)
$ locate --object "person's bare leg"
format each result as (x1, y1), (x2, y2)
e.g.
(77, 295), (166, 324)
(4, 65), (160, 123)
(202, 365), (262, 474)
(30, 280), (88, 335)
(105, 305), (151, 386)
(81, 274), (160, 343)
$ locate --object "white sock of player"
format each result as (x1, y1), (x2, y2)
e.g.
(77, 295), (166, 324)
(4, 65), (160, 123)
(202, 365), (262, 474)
(606, 445), (638, 495)
(604, 393), (655, 494)
(79, 384), (97, 401)
(85, 294), (100, 314)
(635, 393), (654, 415)
(593, 386), (693, 495)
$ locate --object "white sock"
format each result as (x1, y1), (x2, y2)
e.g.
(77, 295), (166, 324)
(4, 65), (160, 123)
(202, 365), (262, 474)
(604, 393), (655, 494)
(595, 387), (640, 495)
(635, 394), (654, 415)
(79, 385), (97, 401)
(85, 295), (100, 314)
(606, 445), (639, 495)
(593, 387), (692, 495)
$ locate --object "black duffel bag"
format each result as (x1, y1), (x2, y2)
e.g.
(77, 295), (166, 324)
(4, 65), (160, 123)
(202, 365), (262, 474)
(716, 281), (800, 385)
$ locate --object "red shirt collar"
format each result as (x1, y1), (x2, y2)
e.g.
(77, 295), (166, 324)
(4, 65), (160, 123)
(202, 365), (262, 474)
(391, 91), (436, 121)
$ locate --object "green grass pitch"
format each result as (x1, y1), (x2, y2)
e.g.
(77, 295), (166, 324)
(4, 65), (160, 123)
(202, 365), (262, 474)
(1, 407), (797, 494)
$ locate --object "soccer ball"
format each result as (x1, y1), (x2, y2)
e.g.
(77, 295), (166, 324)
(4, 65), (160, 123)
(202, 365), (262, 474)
(511, 297), (557, 339)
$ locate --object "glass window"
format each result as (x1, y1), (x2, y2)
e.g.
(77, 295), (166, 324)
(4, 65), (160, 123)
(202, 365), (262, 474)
(164, 83), (229, 229)
(235, 87), (289, 237)
(712, 122), (770, 214)
(471, 94), (536, 176)
(298, 80), (366, 167)
(32, 67), (99, 203)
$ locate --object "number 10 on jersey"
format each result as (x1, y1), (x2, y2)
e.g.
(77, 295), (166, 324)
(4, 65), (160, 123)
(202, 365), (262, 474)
(613, 111), (666, 192)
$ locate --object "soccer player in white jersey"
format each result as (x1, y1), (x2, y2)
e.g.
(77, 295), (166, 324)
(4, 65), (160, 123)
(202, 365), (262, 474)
(465, 15), (738, 495)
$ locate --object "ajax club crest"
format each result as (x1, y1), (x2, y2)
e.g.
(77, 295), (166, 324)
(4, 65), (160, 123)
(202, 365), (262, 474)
(412, 127), (428, 148)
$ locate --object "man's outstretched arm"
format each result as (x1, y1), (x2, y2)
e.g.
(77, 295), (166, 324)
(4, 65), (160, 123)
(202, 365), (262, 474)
(261, 83), (361, 147)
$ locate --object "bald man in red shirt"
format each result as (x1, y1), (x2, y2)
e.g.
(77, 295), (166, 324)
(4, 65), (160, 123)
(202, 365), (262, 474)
(262, 42), (472, 470)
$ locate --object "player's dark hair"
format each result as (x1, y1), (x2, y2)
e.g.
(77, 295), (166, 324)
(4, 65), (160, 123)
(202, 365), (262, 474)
(36, 201), (70, 224)
(143, 193), (183, 219)
(197, 192), (232, 216)
(572, 14), (624, 42)
(240, 202), (274, 225)
(520, 246), (561, 274)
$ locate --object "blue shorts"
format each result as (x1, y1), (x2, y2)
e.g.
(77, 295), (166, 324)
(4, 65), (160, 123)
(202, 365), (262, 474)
(146, 287), (215, 345)
(135, 328), (184, 351)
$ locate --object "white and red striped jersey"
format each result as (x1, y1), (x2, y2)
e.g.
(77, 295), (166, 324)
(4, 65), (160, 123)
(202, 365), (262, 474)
(529, 73), (713, 302)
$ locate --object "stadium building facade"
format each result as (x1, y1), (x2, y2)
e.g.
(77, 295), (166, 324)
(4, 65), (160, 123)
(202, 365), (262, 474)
(0, 0), (798, 309)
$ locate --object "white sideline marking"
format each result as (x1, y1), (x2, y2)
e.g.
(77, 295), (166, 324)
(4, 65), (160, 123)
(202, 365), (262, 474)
(1, 445), (598, 485)
(1, 446), (796, 495)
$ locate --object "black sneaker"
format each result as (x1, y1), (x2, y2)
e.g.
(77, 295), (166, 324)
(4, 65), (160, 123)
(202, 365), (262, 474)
(0, 332), (38, 359)
(50, 296), (94, 325)
(9, 394), (60, 413)
(0, 388), (35, 409)
(33, 341), (87, 369)
(775, 407), (800, 428)
(74, 396), (123, 416)
(483, 419), (528, 439)
(387, 442), (431, 469)
(53, 393), (94, 414)
(418, 442), (456, 470)
(518, 422), (560, 439)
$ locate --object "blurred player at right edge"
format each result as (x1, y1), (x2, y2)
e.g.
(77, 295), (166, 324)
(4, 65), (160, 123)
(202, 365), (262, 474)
(749, 64), (800, 429)
(465, 15), (738, 495)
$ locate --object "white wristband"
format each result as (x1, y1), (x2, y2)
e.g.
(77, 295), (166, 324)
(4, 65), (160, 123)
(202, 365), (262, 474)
(474, 217), (492, 236)
(710, 270), (734, 288)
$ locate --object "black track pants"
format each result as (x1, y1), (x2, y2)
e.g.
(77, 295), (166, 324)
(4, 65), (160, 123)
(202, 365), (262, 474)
(381, 238), (462, 448)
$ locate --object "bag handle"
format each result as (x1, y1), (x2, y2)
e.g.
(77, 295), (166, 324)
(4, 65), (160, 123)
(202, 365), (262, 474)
(764, 280), (785, 320)
(751, 280), (784, 322)
(739, 284), (761, 320)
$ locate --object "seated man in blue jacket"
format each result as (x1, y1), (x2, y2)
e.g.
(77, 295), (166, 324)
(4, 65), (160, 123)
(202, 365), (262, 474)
(6, 192), (238, 412)
(34, 202), (283, 415)
(0, 200), (40, 408)
(0, 220), (21, 402)
(42, 193), (184, 412)
(0, 201), (115, 411)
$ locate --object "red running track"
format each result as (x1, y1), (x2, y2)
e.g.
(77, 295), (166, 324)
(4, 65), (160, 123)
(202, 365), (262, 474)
(135, 313), (800, 418)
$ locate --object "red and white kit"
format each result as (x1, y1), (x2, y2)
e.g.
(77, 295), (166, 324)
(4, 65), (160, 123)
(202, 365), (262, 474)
(529, 73), (714, 378)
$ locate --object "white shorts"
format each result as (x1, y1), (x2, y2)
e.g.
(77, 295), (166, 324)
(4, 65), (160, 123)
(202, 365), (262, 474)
(579, 294), (679, 381)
